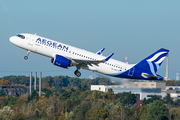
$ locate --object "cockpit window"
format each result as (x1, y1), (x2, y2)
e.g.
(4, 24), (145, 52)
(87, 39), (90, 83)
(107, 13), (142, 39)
(17, 34), (25, 39)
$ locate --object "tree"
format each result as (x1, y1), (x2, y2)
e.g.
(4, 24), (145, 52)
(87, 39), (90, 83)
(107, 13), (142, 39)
(5, 95), (18, 108)
(0, 97), (6, 108)
(92, 90), (98, 101)
(0, 106), (13, 119)
(109, 102), (128, 120)
(45, 89), (52, 98)
(0, 79), (11, 85)
(108, 88), (114, 95)
(146, 100), (168, 120)
(73, 101), (91, 120)
(42, 82), (50, 88)
(60, 91), (72, 100)
(0, 90), (6, 97)
(139, 105), (149, 120)
(28, 90), (39, 102)
(163, 93), (173, 104)
(143, 95), (162, 105)
(120, 92), (137, 106)
(53, 86), (65, 95)
(13, 112), (26, 120)
(168, 107), (180, 120)
(91, 107), (108, 120)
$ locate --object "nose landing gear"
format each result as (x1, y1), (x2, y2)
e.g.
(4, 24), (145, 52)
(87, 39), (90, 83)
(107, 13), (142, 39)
(24, 51), (30, 60)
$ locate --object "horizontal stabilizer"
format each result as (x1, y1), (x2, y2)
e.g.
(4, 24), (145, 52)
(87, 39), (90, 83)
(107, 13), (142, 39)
(141, 73), (162, 79)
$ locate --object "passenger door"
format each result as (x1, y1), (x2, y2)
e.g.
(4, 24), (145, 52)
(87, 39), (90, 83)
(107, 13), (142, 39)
(28, 36), (34, 46)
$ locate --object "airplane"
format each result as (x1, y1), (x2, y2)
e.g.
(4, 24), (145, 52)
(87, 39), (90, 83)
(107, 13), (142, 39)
(9, 33), (169, 80)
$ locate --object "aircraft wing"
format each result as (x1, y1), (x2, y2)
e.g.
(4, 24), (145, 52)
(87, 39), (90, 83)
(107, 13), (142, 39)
(70, 53), (114, 66)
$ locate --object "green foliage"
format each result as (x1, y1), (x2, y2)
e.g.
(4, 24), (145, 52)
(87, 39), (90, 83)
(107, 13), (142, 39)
(139, 105), (149, 120)
(163, 93), (173, 104)
(60, 91), (72, 100)
(0, 106), (13, 119)
(53, 86), (65, 95)
(0, 97), (6, 109)
(73, 101), (91, 120)
(39, 109), (48, 119)
(169, 107), (180, 120)
(109, 102), (129, 120)
(65, 99), (72, 112)
(0, 79), (11, 85)
(41, 88), (49, 92)
(28, 90), (38, 102)
(0, 90), (6, 97)
(70, 88), (75, 92)
(45, 89), (53, 98)
(2, 75), (180, 120)
(143, 95), (162, 105)
(86, 107), (108, 120)
(3, 75), (114, 88)
(13, 112), (26, 120)
(92, 90), (99, 101)
(3, 75), (31, 86)
(5, 95), (18, 108)
(146, 100), (168, 120)
(108, 88), (114, 95)
(120, 92), (137, 106)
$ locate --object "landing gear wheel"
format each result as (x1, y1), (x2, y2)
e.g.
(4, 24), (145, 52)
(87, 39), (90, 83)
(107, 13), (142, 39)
(24, 56), (28, 60)
(74, 70), (81, 77)
(24, 51), (30, 60)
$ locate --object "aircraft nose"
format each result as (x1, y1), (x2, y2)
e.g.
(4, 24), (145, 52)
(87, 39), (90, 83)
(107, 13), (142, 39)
(9, 36), (16, 44)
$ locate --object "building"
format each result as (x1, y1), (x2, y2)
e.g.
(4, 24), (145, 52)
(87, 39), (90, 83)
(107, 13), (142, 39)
(165, 86), (180, 101)
(130, 82), (166, 91)
(91, 83), (167, 100)
(91, 81), (180, 101)
(166, 86), (180, 90)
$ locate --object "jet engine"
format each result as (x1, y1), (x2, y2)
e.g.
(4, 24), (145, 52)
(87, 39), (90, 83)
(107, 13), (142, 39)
(51, 55), (72, 68)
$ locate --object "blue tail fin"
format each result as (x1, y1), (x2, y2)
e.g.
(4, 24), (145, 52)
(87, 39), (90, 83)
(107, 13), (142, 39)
(134, 48), (169, 76)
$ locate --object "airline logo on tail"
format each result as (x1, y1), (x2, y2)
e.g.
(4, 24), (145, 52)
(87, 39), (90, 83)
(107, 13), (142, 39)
(139, 48), (169, 80)
(116, 48), (169, 80)
(147, 51), (168, 76)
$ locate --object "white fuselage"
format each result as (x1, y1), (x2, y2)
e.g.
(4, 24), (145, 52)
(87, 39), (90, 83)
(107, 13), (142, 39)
(10, 33), (134, 77)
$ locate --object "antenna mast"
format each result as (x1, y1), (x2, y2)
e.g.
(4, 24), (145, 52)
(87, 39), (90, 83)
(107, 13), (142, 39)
(124, 54), (129, 64)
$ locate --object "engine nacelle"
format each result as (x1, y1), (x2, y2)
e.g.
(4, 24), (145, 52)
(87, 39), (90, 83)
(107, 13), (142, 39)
(51, 55), (71, 68)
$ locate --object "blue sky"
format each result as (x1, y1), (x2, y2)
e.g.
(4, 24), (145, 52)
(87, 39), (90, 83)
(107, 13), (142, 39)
(0, 0), (180, 80)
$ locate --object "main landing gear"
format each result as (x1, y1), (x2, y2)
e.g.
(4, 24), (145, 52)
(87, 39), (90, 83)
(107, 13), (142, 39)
(74, 69), (81, 77)
(24, 51), (30, 60)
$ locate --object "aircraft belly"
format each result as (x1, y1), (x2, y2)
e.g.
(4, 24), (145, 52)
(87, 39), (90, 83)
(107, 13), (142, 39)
(84, 65), (98, 71)
(97, 64), (119, 75)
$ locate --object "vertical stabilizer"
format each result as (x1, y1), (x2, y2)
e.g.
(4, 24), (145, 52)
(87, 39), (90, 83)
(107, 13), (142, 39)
(134, 48), (169, 76)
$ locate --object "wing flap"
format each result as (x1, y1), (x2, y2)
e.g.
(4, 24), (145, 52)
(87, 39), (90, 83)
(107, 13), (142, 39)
(72, 53), (114, 66)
